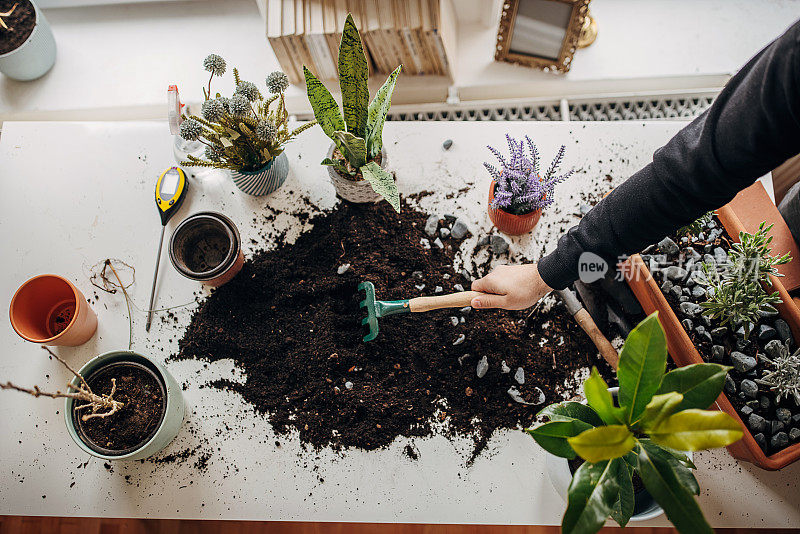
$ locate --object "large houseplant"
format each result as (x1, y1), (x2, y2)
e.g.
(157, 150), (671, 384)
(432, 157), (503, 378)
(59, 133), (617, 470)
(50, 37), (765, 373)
(180, 55), (315, 196)
(529, 313), (742, 534)
(483, 135), (572, 235)
(304, 14), (402, 212)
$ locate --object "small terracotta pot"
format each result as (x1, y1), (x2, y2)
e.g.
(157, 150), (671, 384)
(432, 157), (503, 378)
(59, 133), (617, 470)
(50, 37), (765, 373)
(624, 245), (800, 470)
(169, 212), (244, 287)
(487, 181), (542, 236)
(9, 275), (97, 346)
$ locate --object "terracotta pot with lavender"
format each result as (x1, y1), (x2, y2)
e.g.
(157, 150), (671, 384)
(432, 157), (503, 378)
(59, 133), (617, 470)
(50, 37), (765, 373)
(483, 135), (572, 236)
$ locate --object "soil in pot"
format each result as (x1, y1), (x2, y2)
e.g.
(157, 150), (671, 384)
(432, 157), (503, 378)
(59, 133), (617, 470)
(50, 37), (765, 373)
(75, 362), (165, 454)
(331, 147), (382, 181)
(173, 201), (615, 460)
(0, 0), (35, 55)
(646, 214), (800, 456)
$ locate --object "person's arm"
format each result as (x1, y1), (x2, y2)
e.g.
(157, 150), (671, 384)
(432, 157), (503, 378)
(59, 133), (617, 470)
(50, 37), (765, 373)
(472, 20), (800, 309)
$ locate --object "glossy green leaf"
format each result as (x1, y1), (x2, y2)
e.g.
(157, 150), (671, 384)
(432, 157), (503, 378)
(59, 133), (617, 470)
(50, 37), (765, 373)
(333, 131), (367, 169)
(365, 65), (402, 158)
(538, 401), (604, 427)
(618, 312), (668, 424)
(361, 161), (400, 213)
(657, 444), (697, 469)
(657, 363), (731, 411)
(337, 14), (369, 139)
(303, 67), (345, 142)
(609, 455), (634, 527)
(562, 458), (622, 534)
(568, 425), (636, 463)
(637, 441), (712, 534)
(648, 409), (743, 451)
(526, 420), (592, 459)
(583, 368), (624, 425)
(639, 392), (684, 432)
(321, 157), (350, 176)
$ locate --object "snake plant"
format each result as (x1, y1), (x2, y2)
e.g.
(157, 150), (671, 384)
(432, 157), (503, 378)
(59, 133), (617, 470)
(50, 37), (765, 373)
(303, 14), (402, 212)
(528, 313), (743, 534)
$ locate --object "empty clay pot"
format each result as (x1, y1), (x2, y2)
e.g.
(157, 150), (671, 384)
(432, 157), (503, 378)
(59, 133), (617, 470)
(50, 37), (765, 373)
(169, 212), (244, 287)
(9, 275), (97, 346)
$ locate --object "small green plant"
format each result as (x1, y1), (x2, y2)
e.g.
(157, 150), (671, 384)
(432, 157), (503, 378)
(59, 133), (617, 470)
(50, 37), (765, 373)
(303, 14), (402, 212)
(698, 222), (791, 337)
(528, 313), (742, 534)
(180, 54), (316, 173)
(756, 342), (800, 405)
(677, 211), (713, 237)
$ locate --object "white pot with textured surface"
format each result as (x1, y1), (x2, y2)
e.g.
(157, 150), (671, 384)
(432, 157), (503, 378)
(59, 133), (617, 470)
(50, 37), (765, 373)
(0, 2), (57, 81)
(326, 142), (389, 204)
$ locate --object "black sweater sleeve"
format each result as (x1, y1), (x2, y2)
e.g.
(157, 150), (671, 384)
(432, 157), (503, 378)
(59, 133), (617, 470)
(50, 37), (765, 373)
(538, 20), (800, 290)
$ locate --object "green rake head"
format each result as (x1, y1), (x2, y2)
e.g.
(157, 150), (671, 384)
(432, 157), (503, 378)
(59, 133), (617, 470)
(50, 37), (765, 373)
(357, 281), (411, 342)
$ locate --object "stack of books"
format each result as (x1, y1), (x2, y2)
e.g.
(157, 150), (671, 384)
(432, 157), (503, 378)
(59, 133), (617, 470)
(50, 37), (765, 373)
(267, 0), (457, 84)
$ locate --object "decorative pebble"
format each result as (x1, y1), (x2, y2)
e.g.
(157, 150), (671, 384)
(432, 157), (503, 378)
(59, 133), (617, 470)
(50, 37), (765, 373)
(439, 227), (451, 239)
(679, 295), (690, 303)
(451, 218), (470, 240)
(454, 283), (464, 292)
(453, 334), (465, 346)
(443, 273), (451, 280)
(460, 306), (472, 315)
(670, 286), (683, 300)
(490, 235), (509, 254)
(420, 238), (431, 249)
(724, 374), (736, 395)
(764, 339), (787, 359)
(754, 432), (767, 449)
(435, 285), (443, 293)
(694, 326), (712, 343)
(771, 420), (785, 435)
(748, 413), (767, 432)
(449, 317), (459, 327)
(740, 405), (754, 417)
(681, 319), (693, 332)
(507, 386), (545, 405)
(433, 237), (444, 249)
(514, 367), (525, 385)
(711, 345), (725, 362)
(776, 408), (792, 424)
(477, 235), (490, 247)
(337, 263), (351, 275)
(658, 237), (679, 256)
(501, 361), (511, 373)
(415, 284), (426, 291)
(771, 432), (789, 449)
(412, 271), (424, 280)
(775, 319), (792, 344)
(345, 381), (353, 390)
(730, 351), (757, 373)
(679, 302), (702, 317)
(476, 355), (489, 378)
(710, 326), (728, 340)
(692, 285), (707, 298)
(460, 316), (465, 324)
(741, 379), (759, 398)
(790, 428), (800, 441)
(665, 266), (688, 282)
(661, 280), (674, 293)
(424, 215), (439, 237)
(758, 324), (777, 341)
(442, 139), (453, 150)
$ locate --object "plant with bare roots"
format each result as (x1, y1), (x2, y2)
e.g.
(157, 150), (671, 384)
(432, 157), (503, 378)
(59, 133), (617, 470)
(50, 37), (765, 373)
(0, 347), (123, 421)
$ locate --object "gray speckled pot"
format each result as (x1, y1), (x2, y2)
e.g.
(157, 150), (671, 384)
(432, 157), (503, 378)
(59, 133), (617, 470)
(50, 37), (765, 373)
(326, 143), (388, 204)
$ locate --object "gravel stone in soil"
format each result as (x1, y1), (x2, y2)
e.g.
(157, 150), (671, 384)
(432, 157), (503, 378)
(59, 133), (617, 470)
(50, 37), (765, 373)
(173, 202), (609, 460)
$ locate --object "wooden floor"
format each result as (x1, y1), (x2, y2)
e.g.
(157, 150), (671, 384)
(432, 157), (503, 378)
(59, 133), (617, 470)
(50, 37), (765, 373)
(0, 518), (793, 534)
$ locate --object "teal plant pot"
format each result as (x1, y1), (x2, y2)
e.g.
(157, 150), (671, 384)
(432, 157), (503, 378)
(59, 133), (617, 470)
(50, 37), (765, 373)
(64, 350), (184, 461)
(230, 151), (289, 196)
(0, 2), (57, 81)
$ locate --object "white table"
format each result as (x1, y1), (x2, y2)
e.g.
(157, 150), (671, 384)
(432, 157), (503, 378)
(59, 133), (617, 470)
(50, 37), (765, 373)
(1, 121), (798, 526)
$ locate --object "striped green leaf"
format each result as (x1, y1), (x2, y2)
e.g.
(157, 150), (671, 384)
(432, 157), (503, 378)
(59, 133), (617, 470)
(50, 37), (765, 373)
(366, 65), (402, 159)
(338, 13), (369, 139)
(333, 131), (367, 169)
(303, 66), (345, 142)
(361, 161), (400, 213)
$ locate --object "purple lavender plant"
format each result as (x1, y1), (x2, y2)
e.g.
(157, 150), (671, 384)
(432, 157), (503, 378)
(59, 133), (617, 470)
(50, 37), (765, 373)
(484, 135), (572, 216)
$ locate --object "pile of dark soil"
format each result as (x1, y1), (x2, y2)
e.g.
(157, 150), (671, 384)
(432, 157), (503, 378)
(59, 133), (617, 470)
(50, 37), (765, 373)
(648, 215), (800, 455)
(0, 0), (35, 55)
(77, 363), (165, 453)
(174, 201), (611, 459)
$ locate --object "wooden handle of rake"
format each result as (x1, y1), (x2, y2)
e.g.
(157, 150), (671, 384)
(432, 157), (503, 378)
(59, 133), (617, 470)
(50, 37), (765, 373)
(409, 291), (484, 313)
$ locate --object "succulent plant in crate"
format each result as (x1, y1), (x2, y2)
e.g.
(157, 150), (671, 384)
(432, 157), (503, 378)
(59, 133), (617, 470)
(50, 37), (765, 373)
(303, 14), (402, 212)
(698, 221), (791, 338)
(179, 55), (315, 173)
(756, 341), (800, 405)
(528, 313), (743, 534)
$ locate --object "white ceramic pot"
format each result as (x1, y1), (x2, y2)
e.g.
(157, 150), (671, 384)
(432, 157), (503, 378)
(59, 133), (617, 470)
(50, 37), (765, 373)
(0, 2), (57, 81)
(543, 387), (692, 523)
(326, 142), (389, 204)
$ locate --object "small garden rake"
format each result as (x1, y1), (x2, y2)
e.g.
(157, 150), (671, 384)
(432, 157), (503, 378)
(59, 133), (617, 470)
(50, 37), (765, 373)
(358, 281), (485, 342)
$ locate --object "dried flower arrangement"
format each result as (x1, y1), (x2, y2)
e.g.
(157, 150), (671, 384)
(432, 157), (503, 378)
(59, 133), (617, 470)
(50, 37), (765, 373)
(179, 54), (315, 173)
(484, 134), (573, 216)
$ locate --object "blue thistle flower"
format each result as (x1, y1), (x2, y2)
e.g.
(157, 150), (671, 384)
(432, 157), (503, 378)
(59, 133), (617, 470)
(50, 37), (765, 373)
(256, 120), (277, 142)
(179, 118), (203, 141)
(205, 145), (223, 161)
(236, 81), (261, 102)
(485, 134), (572, 215)
(266, 71), (290, 94)
(203, 54), (227, 76)
(228, 94), (251, 117)
(201, 99), (225, 121)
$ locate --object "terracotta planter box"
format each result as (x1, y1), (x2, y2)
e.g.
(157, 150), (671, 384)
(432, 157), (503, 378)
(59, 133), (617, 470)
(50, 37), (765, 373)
(624, 209), (800, 470)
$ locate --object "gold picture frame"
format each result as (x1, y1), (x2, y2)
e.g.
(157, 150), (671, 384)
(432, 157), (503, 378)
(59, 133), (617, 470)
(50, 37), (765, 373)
(495, 0), (591, 74)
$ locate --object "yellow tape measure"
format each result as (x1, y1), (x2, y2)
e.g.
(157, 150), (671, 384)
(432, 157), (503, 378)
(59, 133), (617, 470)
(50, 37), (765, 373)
(155, 166), (188, 224)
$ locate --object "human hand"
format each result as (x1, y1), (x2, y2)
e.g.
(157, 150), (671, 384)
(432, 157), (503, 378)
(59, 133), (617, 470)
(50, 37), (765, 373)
(470, 263), (553, 310)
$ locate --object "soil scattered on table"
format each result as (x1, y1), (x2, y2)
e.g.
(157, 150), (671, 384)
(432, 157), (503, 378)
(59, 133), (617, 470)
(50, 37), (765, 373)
(174, 201), (610, 460)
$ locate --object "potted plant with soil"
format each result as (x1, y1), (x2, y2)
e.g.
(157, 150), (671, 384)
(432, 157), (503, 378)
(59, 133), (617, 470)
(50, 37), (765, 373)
(1, 347), (184, 460)
(179, 55), (316, 196)
(0, 0), (56, 81)
(624, 212), (800, 470)
(483, 135), (572, 235)
(303, 14), (402, 212)
(530, 313), (742, 534)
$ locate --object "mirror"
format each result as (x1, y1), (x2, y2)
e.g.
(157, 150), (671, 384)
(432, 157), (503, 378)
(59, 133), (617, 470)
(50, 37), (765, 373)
(495, 0), (590, 73)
